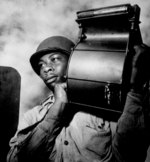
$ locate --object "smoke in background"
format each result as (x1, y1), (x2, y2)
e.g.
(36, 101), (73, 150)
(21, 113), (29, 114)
(0, 0), (150, 119)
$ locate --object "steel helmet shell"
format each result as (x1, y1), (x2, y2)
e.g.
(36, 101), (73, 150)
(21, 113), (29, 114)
(30, 36), (75, 75)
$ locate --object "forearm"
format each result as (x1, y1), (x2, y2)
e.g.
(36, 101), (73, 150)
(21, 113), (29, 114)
(112, 91), (148, 162)
(7, 101), (67, 162)
(116, 91), (144, 133)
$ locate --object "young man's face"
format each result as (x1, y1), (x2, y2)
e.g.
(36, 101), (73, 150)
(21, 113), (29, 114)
(38, 52), (68, 90)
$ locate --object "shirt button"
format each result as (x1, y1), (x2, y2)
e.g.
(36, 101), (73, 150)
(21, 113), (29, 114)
(98, 125), (102, 129)
(64, 140), (69, 145)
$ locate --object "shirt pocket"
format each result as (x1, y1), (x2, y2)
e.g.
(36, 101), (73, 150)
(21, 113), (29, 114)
(82, 124), (112, 159)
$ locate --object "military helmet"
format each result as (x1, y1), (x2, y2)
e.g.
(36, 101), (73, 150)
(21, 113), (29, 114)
(30, 36), (75, 75)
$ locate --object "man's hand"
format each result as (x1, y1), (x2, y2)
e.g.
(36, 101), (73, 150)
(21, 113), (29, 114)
(45, 82), (68, 120)
(54, 82), (68, 103)
(130, 44), (150, 93)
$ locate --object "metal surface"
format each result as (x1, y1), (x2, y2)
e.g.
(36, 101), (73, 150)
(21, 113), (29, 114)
(0, 66), (20, 162)
(67, 4), (142, 114)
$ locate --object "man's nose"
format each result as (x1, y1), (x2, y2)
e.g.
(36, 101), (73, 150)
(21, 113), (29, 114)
(43, 65), (54, 73)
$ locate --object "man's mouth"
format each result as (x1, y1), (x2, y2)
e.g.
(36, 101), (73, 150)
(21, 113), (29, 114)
(45, 76), (57, 83)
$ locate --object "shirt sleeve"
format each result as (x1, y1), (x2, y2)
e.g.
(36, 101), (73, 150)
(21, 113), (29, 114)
(7, 101), (65, 162)
(112, 91), (149, 162)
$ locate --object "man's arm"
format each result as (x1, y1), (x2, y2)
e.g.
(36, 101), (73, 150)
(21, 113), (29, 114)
(7, 83), (68, 162)
(112, 44), (150, 162)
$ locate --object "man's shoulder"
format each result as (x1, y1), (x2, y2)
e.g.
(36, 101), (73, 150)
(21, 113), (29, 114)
(18, 93), (54, 130)
(27, 93), (54, 115)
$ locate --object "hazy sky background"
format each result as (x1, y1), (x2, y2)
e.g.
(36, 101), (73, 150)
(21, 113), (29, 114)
(0, 0), (150, 119)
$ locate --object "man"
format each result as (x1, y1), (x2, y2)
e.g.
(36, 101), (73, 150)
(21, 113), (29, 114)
(7, 36), (150, 162)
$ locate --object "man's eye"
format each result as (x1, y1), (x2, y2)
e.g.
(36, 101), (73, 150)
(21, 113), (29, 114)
(51, 56), (59, 62)
(38, 63), (44, 68)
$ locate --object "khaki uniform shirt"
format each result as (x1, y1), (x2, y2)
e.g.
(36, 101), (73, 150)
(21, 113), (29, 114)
(7, 92), (148, 162)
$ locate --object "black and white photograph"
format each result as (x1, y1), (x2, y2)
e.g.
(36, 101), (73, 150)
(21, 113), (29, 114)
(0, 0), (150, 162)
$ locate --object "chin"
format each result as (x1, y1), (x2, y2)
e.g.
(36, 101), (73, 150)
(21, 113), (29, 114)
(45, 82), (55, 90)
